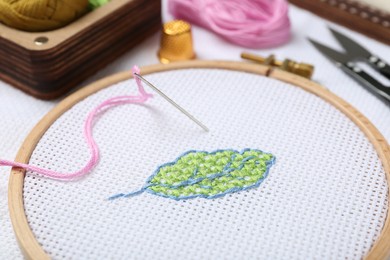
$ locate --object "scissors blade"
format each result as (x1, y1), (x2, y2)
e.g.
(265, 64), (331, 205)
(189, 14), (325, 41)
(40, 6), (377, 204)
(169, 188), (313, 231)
(308, 38), (350, 64)
(328, 27), (371, 60)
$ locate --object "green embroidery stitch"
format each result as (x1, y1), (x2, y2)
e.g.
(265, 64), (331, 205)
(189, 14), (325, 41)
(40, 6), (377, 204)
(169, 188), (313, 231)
(109, 149), (275, 201)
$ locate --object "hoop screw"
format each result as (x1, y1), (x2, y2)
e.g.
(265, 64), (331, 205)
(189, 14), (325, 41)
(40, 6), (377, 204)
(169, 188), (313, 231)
(241, 53), (314, 79)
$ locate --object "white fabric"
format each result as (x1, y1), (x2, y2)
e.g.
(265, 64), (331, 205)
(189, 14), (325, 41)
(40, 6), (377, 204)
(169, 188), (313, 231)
(1, 3), (390, 259)
(24, 70), (388, 259)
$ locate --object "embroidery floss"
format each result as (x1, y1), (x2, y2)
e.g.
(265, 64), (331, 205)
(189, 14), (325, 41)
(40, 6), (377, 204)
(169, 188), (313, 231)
(168, 0), (291, 48)
(0, 66), (153, 180)
(89, 0), (110, 9)
(110, 148), (275, 200)
(0, 66), (208, 181)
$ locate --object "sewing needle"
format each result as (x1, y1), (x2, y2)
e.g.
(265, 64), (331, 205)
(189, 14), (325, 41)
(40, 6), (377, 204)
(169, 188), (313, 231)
(133, 73), (209, 132)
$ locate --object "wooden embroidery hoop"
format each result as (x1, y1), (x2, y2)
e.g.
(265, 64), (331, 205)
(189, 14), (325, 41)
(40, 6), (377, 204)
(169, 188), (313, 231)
(8, 61), (390, 259)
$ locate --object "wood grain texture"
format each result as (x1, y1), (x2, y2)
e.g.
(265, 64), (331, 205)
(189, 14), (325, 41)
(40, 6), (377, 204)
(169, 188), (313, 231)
(289, 0), (390, 46)
(0, 0), (139, 50)
(8, 61), (390, 259)
(355, 0), (390, 13)
(0, 0), (161, 99)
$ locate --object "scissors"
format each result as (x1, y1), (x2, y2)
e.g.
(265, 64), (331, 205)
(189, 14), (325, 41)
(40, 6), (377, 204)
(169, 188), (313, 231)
(308, 27), (390, 102)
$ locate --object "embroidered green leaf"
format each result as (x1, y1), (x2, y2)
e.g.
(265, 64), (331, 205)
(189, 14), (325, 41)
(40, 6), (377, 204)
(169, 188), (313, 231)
(109, 149), (275, 201)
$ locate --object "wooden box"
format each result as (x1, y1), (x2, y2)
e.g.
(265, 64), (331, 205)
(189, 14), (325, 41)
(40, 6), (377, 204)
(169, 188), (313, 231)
(0, 0), (161, 99)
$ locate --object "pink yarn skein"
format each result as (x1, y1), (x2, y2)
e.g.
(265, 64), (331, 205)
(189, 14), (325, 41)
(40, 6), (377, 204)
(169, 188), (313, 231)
(168, 0), (291, 48)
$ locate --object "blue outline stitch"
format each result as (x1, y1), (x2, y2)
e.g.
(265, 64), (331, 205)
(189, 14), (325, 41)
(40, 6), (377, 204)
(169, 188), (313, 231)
(109, 148), (275, 201)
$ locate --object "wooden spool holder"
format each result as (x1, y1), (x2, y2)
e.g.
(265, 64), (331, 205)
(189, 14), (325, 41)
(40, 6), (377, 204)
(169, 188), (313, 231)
(0, 0), (161, 99)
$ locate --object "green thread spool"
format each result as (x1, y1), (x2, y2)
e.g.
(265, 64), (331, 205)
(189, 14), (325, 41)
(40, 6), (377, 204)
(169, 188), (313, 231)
(89, 0), (110, 9)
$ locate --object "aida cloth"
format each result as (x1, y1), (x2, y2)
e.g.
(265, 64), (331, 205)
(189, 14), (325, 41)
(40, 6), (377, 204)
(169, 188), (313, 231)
(20, 69), (388, 259)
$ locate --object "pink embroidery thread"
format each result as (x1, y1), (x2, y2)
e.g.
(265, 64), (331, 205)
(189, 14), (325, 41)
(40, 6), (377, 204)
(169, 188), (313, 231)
(0, 66), (153, 180)
(168, 0), (291, 48)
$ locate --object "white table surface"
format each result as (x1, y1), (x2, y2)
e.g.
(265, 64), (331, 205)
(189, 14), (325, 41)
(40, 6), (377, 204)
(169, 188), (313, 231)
(1, 2), (390, 258)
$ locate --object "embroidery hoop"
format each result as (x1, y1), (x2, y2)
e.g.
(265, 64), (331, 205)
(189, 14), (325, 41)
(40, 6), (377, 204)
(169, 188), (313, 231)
(7, 61), (390, 259)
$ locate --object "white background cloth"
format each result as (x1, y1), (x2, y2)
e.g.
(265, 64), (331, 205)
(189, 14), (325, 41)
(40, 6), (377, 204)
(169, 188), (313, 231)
(1, 2), (390, 258)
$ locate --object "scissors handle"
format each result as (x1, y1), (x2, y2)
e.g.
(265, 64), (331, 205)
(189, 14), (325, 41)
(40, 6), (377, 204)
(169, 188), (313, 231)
(341, 62), (390, 102)
(368, 55), (390, 80)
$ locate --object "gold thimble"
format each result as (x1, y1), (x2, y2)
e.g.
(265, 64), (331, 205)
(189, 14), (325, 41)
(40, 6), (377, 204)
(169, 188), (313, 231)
(158, 20), (196, 64)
